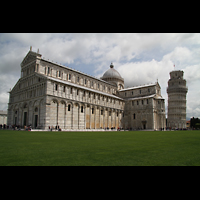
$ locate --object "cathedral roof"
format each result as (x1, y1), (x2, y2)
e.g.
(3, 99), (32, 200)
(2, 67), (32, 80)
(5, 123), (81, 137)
(125, 94), (165, 101)
(120, 83), (158, 91)
(47, 76), (124, 100)
(41, 58), (116, 86)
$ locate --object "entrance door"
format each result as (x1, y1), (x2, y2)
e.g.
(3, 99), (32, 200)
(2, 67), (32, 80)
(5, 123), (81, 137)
(23, 112), (27, 126)
(34, 115), (38, 128)
(142, 120), (147, 130)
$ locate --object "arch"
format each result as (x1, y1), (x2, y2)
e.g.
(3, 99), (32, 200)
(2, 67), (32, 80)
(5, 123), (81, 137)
(99, 106), (103, 129)
(39, 98), (44, 105)
(10, 105), (13, 110)
(51, 98), (59, 104)
(85, 104), (91, 129)
(119, 83), (124, 90)
(21, 102), (29, 127)
(78, 103), (85, 129)
(31, 98), (45, 129)
(66, 101), (73, 129)
(103, 107), (108, 128)
(73, 102), (80, 129)
(74, 102), (80, 107)
(18, 102), (23, 109)
(12, 104), (18, 126)
(66, 101), (73, 106)
(67, 104), (71, 111)
(107, 108), (112, 129)
(29, 101), (33, 107)
(33, 106), (39, 128)
(60, 100), (66, 105)
(23, 102), (28, 108)
(58, 100), (66, 129)
(49, 98), (59, 128)
(14, 104), (19, 110)
(66, 101), (73, 111)
(33, 100), (39, 107)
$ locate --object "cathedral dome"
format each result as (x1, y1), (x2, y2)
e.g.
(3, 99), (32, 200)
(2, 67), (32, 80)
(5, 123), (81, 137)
(101, 63), (122, 79)
(100, 63), (124, 90)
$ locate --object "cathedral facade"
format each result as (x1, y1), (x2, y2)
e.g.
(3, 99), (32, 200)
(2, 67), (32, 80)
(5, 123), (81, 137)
(7, 48), (166, 130)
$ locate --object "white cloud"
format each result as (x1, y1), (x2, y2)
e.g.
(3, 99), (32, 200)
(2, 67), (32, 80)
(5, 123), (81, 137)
(0, 33), (200, 119)
(115, 45), (200, 119)
(116, 53), (175, 90)
(0, 92), (9, 110)
(184, 65), (200, 83)
(162, 47), (192, 67)
(0, 74), (19, 111)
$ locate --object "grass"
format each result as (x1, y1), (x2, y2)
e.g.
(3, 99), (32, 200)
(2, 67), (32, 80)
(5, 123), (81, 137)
(0, 129), (200, 166)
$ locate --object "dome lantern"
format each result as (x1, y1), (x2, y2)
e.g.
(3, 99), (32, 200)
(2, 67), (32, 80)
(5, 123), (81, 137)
(110, 62), (114, 68)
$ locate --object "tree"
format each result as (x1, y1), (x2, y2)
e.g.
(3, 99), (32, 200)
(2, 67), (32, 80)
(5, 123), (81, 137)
(190, 117), (200, 129)
(195, 123), (200, 129)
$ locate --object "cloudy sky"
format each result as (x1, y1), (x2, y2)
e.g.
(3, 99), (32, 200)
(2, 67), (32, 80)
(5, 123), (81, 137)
(0, 33), (200, 119)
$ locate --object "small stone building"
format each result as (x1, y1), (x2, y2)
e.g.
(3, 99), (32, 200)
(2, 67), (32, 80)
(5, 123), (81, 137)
(0, 110), (7, 125)
(119, 83), (166, 130)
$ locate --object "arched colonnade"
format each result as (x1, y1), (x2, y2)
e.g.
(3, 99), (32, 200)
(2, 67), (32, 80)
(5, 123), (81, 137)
(8, 98), (45, 129)
(47, 98), (123, 130)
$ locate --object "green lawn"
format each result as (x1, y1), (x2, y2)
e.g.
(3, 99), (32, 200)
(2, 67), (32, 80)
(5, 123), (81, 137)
(0, 129), (200, 166)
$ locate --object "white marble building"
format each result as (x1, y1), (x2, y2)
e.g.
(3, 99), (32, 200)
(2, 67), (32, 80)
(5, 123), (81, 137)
(7, 48), (166, 130)
(120, 83), (166, 130)
(0, 110), (7, 125)
(167, 70), (188, 129)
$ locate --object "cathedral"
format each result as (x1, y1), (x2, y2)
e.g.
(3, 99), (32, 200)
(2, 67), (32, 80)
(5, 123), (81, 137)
(7, 48), (166, 130)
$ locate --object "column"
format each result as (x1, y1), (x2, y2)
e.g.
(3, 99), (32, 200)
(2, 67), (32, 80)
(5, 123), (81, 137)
(89, 105), (91, 129)
(78, 104), (80, 129)
(57, 102), (59, 127)
(84, 103), (87, 129)
(94, 106), (96, 129)
(71, 103), (73, 129)
(103, 107), (105, 129)
(99, 106), (101, 129)
(107, 108), (109, 129)
(115, 109), (116, 129)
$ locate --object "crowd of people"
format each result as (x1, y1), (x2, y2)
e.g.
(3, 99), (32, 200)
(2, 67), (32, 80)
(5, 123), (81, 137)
(0, 124), (9, 129)
(0, 124), (32, 131)
(49, 126), (62, 131)
(3, 124), (187, 131)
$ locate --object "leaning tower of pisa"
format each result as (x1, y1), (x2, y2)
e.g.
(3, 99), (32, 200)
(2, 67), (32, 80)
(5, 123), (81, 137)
(167, 70), (188, 129)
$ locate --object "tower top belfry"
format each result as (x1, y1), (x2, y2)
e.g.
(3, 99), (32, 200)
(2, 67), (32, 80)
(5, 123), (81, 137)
(170, 70), (184, 79)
